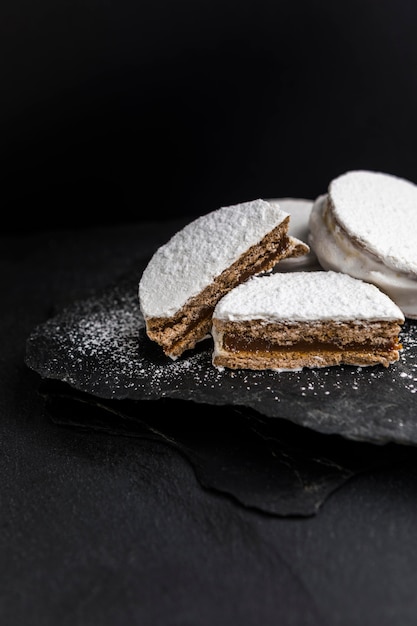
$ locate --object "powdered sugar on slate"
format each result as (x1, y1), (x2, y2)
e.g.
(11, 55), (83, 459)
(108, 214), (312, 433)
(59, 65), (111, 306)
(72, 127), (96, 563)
(25, 274), (417, 445)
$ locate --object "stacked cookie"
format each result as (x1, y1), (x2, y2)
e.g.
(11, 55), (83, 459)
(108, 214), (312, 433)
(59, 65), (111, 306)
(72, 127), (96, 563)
(139, 171), (414, 371)
(309, 170), (417, 320)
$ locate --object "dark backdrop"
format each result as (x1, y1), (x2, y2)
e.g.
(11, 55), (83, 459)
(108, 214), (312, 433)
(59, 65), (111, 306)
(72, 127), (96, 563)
(2, 0), (417, 232)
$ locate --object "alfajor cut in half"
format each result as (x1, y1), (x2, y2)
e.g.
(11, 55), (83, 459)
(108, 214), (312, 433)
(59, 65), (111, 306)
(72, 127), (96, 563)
(139, 199), (309, 359)
(309, 170), (417, 318)
(212, 271), (404, 371)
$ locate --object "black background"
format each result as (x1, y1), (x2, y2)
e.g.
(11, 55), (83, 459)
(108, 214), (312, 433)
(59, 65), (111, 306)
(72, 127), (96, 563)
(2, 0), (417, 232)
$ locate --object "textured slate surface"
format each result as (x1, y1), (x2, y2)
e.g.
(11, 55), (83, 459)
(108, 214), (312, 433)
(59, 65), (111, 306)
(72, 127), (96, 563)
(40, 381), (405, 517)
(26, 272), (417, 446)
(5, 220), (417, 626)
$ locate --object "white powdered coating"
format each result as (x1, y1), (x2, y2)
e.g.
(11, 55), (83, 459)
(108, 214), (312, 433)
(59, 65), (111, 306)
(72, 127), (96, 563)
(309, 193), (417, 319)
(213, 271), (405, 322)
(138, 199), (289, 318)
(268, 198), (320, 271)
(329, 170), (417, 276)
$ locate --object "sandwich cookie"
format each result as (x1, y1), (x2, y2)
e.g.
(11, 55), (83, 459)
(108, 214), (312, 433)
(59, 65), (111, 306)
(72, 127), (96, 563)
(308, 170), (417, 318)
(139, 198), (309, 359)
(212, 270), (404, 371)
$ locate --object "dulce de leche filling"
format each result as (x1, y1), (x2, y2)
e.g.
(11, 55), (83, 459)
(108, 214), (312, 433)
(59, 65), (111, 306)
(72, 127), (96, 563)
(222, 335), (402, 355)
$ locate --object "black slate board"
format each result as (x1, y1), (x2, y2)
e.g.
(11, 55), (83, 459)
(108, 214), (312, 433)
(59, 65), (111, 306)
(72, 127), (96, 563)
(39, 381), (406, 517)
(25, 271), (417, 446)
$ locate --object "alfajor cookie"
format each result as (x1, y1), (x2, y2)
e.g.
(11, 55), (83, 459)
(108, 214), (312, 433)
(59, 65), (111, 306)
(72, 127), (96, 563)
(212, 271), (404, 371)
(139, 198), (309, 359)
(268, 198), (320, 271)
(308, 170), (417, 318)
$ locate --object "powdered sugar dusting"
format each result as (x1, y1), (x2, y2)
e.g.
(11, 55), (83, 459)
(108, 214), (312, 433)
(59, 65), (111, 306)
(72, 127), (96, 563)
(213, 271), (405, 322)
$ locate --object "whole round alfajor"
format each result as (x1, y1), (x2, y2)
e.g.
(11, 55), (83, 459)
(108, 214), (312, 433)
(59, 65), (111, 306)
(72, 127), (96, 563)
(308, 170), (417, 318)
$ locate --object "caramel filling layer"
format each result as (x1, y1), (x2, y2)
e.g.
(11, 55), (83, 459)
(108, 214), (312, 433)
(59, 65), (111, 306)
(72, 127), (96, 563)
(222, 336), (402, 354)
